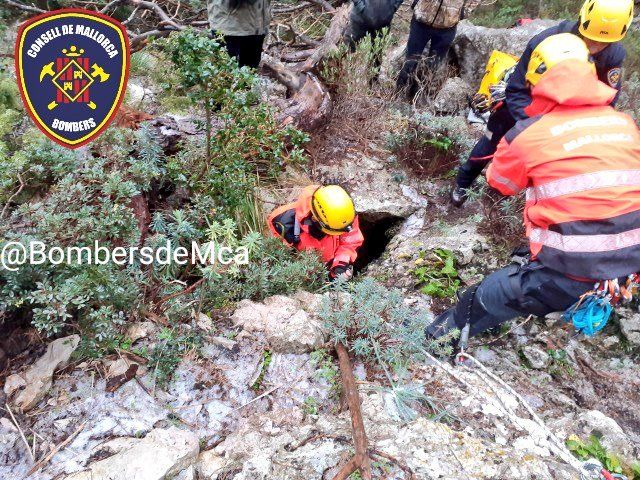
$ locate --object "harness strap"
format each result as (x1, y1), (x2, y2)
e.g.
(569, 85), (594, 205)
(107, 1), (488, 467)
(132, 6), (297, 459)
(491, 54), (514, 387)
(293, 217), (301, 245)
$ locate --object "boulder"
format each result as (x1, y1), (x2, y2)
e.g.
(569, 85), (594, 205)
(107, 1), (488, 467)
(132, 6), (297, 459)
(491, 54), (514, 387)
(10, 335), (80, 412)
(452, 20), (558, 85)
(617, 308), (640, 346)
(315, 153), (427, 220)
(231, 291), (326, 353)
(433, 77), (474, 114)
(64, 427), (199, 480)
(575, 410), (635, 464)
(521, 345), (551, 370)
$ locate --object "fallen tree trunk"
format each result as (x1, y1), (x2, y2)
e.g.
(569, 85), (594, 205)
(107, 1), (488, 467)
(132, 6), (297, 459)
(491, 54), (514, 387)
(333, 342), (373, 480)
(300, 3), (351, 73)
(263, 4), (351, 131)
(263, 55), (332, 131)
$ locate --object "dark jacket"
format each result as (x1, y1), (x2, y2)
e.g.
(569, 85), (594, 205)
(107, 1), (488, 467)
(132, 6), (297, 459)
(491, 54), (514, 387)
(505, 20), (626, 122)
(352, 0), (404, 28)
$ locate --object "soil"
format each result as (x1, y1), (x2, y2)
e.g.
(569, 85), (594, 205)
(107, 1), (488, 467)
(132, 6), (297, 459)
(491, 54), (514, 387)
(394, 141), (460, 179)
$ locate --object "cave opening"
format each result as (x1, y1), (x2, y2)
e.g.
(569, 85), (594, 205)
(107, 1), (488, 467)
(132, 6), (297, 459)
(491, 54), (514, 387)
(353, 213), (403, 274)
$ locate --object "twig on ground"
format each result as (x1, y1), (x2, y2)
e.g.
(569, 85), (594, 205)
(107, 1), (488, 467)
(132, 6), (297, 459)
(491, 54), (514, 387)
(236, 385), (281, 410)
(370, 448), (417, 480)
(333, 342), (372, 480)
(26, 422), (86, 477)
(5, 403), (35, 464)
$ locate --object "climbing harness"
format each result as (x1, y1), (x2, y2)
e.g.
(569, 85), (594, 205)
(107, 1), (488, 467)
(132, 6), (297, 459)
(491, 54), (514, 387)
(563, 274), (640, 337)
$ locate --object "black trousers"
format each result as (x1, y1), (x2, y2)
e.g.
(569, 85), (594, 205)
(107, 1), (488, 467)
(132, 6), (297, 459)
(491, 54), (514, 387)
(344, 18), (391, 73)
(396, 17), (457, 91)
(456, 104), (516, 189)
(429, 261), (592, 339)
(223, 34), (266, 69)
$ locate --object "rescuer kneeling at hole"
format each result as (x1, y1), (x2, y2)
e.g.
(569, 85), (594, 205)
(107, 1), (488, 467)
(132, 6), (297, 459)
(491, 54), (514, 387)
(268, 185), (364, 281)
(426, 37), (640, 345)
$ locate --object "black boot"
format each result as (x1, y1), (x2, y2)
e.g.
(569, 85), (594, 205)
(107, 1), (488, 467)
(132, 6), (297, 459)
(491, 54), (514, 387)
(426, 285), (479, 345)
(450, 185), (468, 208)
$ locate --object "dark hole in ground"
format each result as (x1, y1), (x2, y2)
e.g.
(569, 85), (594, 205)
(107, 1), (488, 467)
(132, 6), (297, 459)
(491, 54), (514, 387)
(353, 214), (403, 273)
(394, 140), (460, 179)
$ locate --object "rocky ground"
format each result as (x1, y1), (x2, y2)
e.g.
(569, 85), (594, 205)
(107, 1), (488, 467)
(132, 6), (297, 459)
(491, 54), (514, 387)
(2, 16), (640, 480)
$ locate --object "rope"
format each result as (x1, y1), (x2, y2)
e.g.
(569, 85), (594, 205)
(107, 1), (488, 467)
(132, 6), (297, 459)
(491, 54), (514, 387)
(562, 294), (612, 337)
(421, 348), (623, 479)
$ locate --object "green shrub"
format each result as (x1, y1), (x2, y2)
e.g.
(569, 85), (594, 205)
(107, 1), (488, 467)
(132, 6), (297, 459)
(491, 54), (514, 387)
(0, 33), (320, 361)
(413, 249), (461, 299)
(321, 278), (459, 420)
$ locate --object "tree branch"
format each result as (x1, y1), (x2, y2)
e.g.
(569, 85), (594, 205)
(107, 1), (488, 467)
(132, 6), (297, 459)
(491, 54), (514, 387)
(308, 0), (336, 13)
(333, 342), (373, 480)
(5, 0), (45, 14)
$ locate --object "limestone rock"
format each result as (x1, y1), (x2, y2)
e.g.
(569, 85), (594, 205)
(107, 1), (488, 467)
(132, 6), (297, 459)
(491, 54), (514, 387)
(521, 345), (551, 370)
(203, 392), (574, 480)
(231, 292), (326, 353)
(315, 154), (425, 219)
(452, 20), (558, 85)
(433, 77), (474, 114)
(11, 335), (80, 412)
(4, 374), (26, 397)
(617, 308), (640, 346)
(126, 321), (156, 344)
(575, 410), (635, 464)
(64, 427), (199, 480)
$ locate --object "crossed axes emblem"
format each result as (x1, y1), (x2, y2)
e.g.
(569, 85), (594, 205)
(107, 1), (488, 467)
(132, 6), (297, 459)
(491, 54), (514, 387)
(39, 60), (110, 111)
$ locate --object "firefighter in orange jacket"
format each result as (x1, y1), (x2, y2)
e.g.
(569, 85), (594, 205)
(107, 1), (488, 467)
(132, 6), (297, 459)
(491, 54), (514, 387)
(268, 185), (364, 281)
(427, 34), (640, 342)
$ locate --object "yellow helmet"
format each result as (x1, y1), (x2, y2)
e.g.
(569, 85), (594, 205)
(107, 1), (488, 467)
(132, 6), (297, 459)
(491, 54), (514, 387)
(310, 185), (356, 236)
(579, 0), (634, 43)
(526, 33), (594, 86)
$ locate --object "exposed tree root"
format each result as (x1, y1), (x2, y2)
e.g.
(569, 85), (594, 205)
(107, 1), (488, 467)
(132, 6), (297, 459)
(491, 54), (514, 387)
(334, 342), (373, 480)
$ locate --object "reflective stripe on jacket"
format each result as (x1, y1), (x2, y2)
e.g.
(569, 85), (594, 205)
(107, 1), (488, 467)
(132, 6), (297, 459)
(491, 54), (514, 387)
(207, 0), (271, 36)
(267, 185), (364, 268)
(413, 0), (481, 29)
(505, 20), (626, 122)
(487, 61), (640, 279)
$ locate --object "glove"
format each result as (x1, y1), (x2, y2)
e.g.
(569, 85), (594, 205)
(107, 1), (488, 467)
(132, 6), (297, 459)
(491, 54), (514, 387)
(470, 93), (492, 114)
(330, 263), (354, 282)
(488, 81), (507, 104)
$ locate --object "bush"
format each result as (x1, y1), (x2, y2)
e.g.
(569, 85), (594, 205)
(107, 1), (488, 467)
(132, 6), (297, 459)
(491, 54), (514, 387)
(321, 278), (459, 420)
(471, 0), (582, 28)
(0, 32), (321, 361)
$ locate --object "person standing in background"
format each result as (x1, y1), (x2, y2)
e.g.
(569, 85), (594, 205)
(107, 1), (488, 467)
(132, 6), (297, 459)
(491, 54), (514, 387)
(396, 0), (481, 97)
(208, 0), (271, 69)
(344, 0), (405, 51)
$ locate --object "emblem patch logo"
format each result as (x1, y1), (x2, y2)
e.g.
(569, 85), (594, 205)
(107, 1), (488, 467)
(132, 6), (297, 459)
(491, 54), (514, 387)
(607, 67), (621, 87)
(15, 8), (129, 149)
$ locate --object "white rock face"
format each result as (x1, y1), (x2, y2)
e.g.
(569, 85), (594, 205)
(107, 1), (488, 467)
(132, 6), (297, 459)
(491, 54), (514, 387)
(197, 392), (574, 480)
(10, 335), (80, 411)
(452, 19), (559, 85)
(64, 427), (199, 480)
(617, 308), (640, 345)
(315, 153), (426, 219)
(231, 291), (326, 353)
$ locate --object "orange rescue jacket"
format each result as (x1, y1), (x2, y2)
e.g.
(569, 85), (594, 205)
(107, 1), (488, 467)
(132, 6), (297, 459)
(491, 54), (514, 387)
(267, 185), (364, 269)
(487, 60), (640, 279)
